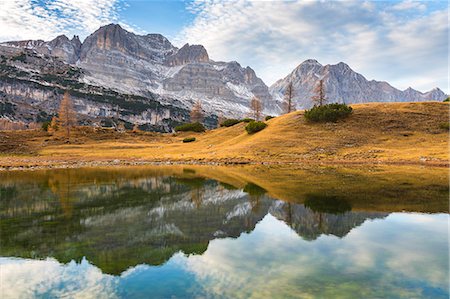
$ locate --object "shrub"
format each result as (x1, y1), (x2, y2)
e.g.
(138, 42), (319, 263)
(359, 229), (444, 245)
(444, 97), (449, 102)
(11, 53), (27, 63)
(304, 103), (353, 123)
(265, 115), (275, 121)
(240, 118), (255, 123)
(41, 121), (51, 131)
(245, 121), (267, 134)
(304, 194), (351, 214)
(243, 182), (267, 196)
(221, 119), (240, 127)
(183, 137), (196, 143)
(439, 122), (449, 131)
(174, 122), (205, 132)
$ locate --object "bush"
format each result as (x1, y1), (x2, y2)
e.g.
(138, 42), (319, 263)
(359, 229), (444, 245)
(245, 121), (267, 134)
(265, 115), (275, 121)
(221, 119), (240, 127)
(240, 118), (255, 123)
(11, 53), (27, 63)
(174, 122), (205, 132)
(439, 122), (449, 131)
(41, 121), (51, 131)
(243, 182), (267, 196)
(304, 194), (351, 214)
(304, 103), (353, 123)
(444, 97), (449, 102)
(183, 137), (196, 143)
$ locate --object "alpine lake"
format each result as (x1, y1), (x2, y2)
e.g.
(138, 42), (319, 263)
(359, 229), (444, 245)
(0, 165), (448, 298)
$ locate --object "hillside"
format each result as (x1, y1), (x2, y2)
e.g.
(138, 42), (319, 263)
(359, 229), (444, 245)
(0, 102), (448, 169)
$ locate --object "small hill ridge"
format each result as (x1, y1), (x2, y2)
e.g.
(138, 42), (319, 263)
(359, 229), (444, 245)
(0, 102), (448, 168)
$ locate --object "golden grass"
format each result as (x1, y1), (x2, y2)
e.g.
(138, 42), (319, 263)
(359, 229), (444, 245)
(0, 102), (448, 167)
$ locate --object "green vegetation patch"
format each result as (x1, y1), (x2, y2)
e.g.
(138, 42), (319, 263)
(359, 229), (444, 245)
(11, 53), (27, 63)
(243, 182), (267, 196)
(304, 103), (353, 123)
(220, 119), (240, 127)
(183, 137), (196, 143)
(240, 118), (255, 123)
(304, 194), (352, 214)
(245, 121), (267, 134)
(265, 115), (275, 121)
(439, 122), (449, 131)
(175, 122), (206, 132)
(0, 102), (15, 116)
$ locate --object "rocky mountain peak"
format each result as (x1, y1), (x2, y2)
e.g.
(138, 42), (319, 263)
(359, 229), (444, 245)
(302, 59), (321, 65)
(164, 43), (209, 66)
(334, 61), (351, 71)
(294, 59), (323, 76)
(71, 35), (81, 46)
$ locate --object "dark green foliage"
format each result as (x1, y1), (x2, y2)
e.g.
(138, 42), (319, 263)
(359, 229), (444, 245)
(439, 122), (449, 131)
(41, 73), (81, 88)
(265, 115), (275, 121)
(219, 182), (238, 190)
(11, 53), (27, 63)
(175, 122), (205, 132)
(245, 121), (267, 134)
(220, 119), (240, 127)
(36, 111), (50, 123)
(444, 97), (449, 102)
(304, 103), (353, 123)
(183, 137), (196, 143)
(41, 121), (51, 131)
(243, 183), (267, 196)
(175, 177), (207, 188)
(240, 118), (255, 123)
(304, 194), (352, 214)
(0, 102), (15, 116)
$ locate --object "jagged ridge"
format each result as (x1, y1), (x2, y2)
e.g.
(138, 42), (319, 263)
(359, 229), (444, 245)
(270, 59), (447, 109)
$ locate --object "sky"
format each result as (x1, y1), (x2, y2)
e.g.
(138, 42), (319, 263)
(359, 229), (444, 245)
(0, 0), (447, 93)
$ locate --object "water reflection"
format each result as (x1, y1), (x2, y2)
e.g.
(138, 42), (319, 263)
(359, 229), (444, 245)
(0, 166), (448, 298)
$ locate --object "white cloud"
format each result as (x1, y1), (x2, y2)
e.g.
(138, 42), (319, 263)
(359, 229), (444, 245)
(0, 0), (135, 42)
(392, 0), (427, 11)
(177, 0), (448, 93)
(0, 257), (117, 298)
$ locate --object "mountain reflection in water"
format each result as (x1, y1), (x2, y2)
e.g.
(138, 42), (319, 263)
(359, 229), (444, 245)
(0, 166), (448, 298)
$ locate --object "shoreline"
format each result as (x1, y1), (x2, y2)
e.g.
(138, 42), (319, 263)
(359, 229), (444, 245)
(0, 156), (447, 171)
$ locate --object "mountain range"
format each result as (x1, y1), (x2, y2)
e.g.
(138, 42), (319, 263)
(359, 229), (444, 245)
(270, 59), (446, 109)
(0, 23), (446, 131)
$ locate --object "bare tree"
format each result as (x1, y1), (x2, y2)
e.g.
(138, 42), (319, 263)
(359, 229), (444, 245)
(217, 113), (224, 128)
(250, 96), (263, 121)
(116, 122), (126, 133)
(57, 91), (77, 140)
(48, 116), (58, 133)
(132, 123), (140, 133)
(190, 100), (204, 123)
(312, 79), (326, 106)
(283, 81), (295, 114)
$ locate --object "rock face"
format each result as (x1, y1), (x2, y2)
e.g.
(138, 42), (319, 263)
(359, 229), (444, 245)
(4, 35), (81, 64)
(2, 24), (273, 118)
(0, 46), (217, 132)
(164, 43), (209, 66)
(270, 59), (447, 109)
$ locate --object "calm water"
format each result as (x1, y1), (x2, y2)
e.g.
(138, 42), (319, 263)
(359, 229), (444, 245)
(0, 166), (448, 298)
